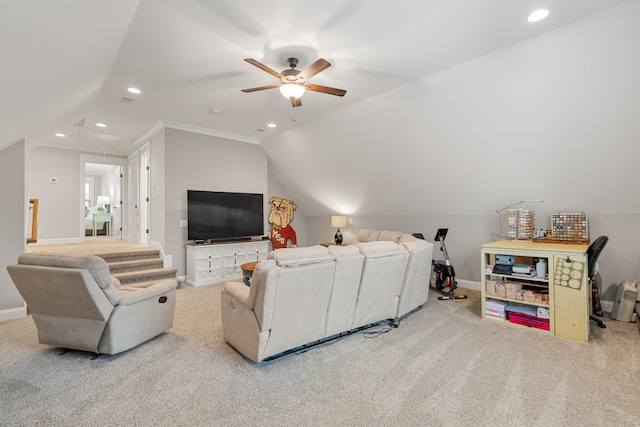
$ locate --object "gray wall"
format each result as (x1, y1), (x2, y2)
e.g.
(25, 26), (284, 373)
(306, 213), (639, 303)
(267, 166), (307, 247)
(0, 140), (27, 319)
(262, 3), (640, 219)
(28, 146), (82, 240)
(260, 3), (640, 305)
(161, 128), (304, 277)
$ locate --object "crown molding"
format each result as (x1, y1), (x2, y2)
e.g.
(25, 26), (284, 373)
(162, 121), (260, 145)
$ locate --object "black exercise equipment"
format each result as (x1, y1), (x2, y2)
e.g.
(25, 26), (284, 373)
(414, 229), (467, 301)
(587, 235), (609, 329)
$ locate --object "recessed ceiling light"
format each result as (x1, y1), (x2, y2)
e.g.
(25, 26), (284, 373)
(127, 87), (142, 94)
(267, 123), (277, 128)
(96, 123), (107, 128)
(55, 133), (65, 137)
(528, 9), (549, 23)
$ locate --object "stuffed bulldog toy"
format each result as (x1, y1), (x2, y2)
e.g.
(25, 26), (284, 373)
(268, 197), (297, 249)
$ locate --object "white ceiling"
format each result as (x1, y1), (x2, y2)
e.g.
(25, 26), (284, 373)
(0, 0), (632, 156)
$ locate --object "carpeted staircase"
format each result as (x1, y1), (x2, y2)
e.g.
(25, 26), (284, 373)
(97, 249), (180, 288)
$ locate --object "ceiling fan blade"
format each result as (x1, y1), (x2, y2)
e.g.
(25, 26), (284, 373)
(290, 97), (302, 108)
(305, 83), (347, 97)
(297, 58), (331, 80)
(244, 58), (282, 78)
(241, 85), (279, 93)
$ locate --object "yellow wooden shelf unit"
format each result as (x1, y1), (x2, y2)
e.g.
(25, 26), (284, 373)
(481, 239), (590, 342)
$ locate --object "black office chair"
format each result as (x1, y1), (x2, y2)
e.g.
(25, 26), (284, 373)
(587, 236), (609, 329)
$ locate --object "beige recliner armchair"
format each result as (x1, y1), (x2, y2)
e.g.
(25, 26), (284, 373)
(7, 253), (177, 355)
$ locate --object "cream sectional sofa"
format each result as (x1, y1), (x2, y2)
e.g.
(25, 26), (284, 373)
(220, 229), (433, 362)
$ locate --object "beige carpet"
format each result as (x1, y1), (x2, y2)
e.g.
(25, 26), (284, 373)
(1, 286), (639, 426)
(28, 236), (153, 255)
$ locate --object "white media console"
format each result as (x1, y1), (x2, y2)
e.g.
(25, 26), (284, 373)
(185, 240), (270, 287)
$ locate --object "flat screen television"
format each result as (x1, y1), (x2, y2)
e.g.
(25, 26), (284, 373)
(187, 190), (264, 242)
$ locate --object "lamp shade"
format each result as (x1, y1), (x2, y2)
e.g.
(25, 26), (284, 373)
(331, 216), (347, 228)
(279, 83), (305, 99)
(96, 196), (110, 206)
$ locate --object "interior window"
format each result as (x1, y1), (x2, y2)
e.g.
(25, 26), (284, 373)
(85, 177), (94, 208)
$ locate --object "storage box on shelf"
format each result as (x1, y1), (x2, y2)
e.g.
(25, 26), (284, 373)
(186, 240), (269, 287)
(481, 240), (590, 342)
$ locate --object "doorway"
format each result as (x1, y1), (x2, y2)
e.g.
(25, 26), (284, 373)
(81, 154), (127, 241)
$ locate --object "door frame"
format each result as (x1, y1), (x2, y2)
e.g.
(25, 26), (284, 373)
(80, 154), (128, 240)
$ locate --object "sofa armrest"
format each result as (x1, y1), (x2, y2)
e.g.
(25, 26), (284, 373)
(223, 281), (251, 307)
(116, 279), (177, 306)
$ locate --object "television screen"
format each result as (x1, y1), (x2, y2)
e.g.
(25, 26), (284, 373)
(187, 190), (264, 242)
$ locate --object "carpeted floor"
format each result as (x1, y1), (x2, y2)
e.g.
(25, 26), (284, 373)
(1, 285), (639, 426)
(27, 236), (153, 255)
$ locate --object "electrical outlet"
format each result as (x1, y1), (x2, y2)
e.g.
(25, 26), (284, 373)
(38, 228), (43, 234)
(180, 220), (188, 227)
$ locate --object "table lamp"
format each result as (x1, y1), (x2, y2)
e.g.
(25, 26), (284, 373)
(331, 215), (347, 244)
(96, 196), (111, 213)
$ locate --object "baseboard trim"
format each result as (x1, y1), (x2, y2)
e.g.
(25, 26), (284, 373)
(457, 279), (481, 291)
(149, 241), (172, 268)
(0, 304), (27, 322)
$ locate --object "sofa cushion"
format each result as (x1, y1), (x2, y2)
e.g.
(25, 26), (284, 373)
(269, 245), (329, 260)
(327, 245), (360, 256)
(353, 228), (380, 244)
(356, 240), (405, 258)
(378, 230), (404, 242)
(268, 245), (333, 268)
(398, 233), (420, 244)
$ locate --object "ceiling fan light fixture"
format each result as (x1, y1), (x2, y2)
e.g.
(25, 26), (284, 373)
(279, 83), (305, 99)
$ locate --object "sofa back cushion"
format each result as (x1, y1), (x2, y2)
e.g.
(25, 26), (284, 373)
(325, 245), (364, 336)
(7, 255), (118, 353)
(377, 230), (404, 243)
(353, 228), (380, 244)
(351, 241), (409, 329)
(15, 253), (119, 305)
(396, 238), (434, 318)
(268, 245), (333, 265)
(260, 246), (336, 359)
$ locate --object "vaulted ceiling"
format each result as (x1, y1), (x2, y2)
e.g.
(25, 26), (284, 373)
(0, 0), (631, 156)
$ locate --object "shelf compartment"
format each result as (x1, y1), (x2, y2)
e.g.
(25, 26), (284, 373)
(485, 273), (548, 284)
(508, 312), (550, 331)
(484, 294), (549, 308)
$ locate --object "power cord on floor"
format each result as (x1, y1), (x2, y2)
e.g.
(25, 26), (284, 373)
(363, 319), (399, 338)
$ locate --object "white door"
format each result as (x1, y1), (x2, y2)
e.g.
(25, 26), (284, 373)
(110, 166), (123, 240)
(139, 152), (150, 245)
(128, 157), (140, 243)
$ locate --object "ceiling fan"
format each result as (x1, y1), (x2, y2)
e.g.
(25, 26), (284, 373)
(241, 57), (346, 107)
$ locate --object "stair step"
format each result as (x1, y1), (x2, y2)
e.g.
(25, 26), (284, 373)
(97, 250), (161, 263)
(108, 258), (164, 274)
(113, 268), (178, 285)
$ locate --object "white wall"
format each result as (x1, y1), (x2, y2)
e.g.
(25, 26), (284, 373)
(0, 140), (27, 320)
(262, 2), (640, 301)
